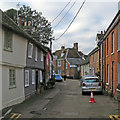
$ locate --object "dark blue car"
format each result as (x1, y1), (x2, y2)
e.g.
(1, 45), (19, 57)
(55, 74), (63, 82)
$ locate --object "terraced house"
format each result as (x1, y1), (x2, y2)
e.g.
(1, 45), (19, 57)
(100, 10), (120, 98)
(0, 9), (49, 109)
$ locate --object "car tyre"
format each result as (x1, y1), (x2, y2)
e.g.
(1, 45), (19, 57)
(82, 91), (85, 95)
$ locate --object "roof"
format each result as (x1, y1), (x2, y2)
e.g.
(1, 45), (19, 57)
(88, 47), (98, 56)
(81, 57), (89, 65)
(67, 58), (84, 65)
(53, 48), (68, 59)
(67, 48), (81, 58)
(1, 9), (46, 52)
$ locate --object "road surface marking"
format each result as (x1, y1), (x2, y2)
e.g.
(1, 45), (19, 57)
(9, 113), (21, 120)
(109, 115), (120, 120)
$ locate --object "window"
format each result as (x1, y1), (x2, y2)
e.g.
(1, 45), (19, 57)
(93, 55), (94, 62)
(41, 51), (43, 61)
(58, 60), (61, 67)
(4, 30), (13, 51)
(35, 47), (38, 61)
(28, 43), (33, 58)
(67, 72), (69, 76)
(107, 64), (109, 84)
(9, 69), (16, 88)
(107, 38), (109, 55)
(66, 63), (68, 69)
(111, 32), (114, 53)
(25, 70), (29, 87)
(39, 70), (43, 83)
(32, 70), (35, 84)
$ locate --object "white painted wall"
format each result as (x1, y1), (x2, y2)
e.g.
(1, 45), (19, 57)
(1, 28), (27, 109)
(2, 30), (27, 67)
(2, 66), (25, 108)
(81, 64), (89, 76)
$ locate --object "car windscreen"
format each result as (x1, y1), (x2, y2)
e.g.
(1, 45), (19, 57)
(85, 78), (99, 82)
(55, 75), (60, 77)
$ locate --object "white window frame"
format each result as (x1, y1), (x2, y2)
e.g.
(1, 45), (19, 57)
(58, 60), (61, 67)
(32, 70), (35, 84)
(9, 68), (16, 88)
(41, 51), (44, 61)
(28, 43), (33, 58)
(39, 70), (43, 83)
(35, 47), (38, 61)
(4, 30), (13, 51)
(58, 69), (61, 75)
(111, 32), (114, 53)
(25, 70), (29, 87)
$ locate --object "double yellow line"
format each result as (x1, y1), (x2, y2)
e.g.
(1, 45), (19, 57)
(109, 115), (120, 120)
(9, 113), (21, 120)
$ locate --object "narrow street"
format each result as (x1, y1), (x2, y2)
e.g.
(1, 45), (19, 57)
(4, 79), (119, 119)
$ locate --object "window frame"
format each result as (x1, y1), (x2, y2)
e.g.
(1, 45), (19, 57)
(9, 68), (16, 88)
(32, 70), (35, 85)
(28, 43), (33, 58)
(25, 70), (29, 87)
(35, 47), (38, 62)
(111, 32), (114, 53)
(41, 51), (44, 61)
(4, 30), (13, 51)
(58, 60), (61, 67)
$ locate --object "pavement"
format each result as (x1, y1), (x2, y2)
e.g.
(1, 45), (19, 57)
(2, 82), (62, 119)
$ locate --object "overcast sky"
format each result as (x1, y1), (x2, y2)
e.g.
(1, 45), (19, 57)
(0, 0), (119, 54)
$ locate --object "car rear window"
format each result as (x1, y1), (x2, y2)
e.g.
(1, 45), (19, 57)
(56, 75), (60, 77)
(85, 78), (99, 82)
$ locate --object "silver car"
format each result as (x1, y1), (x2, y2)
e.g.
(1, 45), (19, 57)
(82, 76), (102, 95)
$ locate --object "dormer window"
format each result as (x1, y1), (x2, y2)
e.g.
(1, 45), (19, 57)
(61, 51), (64, 57)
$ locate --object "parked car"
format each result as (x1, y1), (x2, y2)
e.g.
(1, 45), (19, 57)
(82, 76), (102, 95)
(80, 76), (85, 86)
(55, 74), (63, 82)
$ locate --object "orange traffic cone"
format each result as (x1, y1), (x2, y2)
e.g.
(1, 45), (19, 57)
(89, 90), (95, 103)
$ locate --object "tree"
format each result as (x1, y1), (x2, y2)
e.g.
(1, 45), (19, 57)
(5, 5), (54, 45)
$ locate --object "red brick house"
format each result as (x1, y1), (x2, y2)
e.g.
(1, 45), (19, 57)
(100, 10), (120, 97)
(53, 43), (86, 78)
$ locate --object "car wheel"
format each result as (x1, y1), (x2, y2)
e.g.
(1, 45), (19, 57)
(82, 91), (85, 95)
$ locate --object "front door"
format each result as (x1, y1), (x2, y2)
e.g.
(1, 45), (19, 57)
(112, 62), (114, 94)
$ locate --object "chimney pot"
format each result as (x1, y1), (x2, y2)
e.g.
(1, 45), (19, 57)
(61, 46), (65, 50)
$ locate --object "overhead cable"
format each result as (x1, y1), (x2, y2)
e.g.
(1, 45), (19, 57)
(51, 0), (72, 23)
(53, 0), (77, 29)
(55, 0), (86, 40)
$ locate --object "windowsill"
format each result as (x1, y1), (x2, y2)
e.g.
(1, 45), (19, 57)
(28, 56), (32, 59)
(117, 49), (120, 52)
(4, 48), (13, 52)
(25, 85), (29, 87)
(106, 83), (109, 86)
(9, 86), (16, 89)
(111, 52), (114, 55)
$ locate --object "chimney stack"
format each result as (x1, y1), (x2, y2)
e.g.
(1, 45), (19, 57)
(73, 43), (78, 51)
(18, 15), (22, 26)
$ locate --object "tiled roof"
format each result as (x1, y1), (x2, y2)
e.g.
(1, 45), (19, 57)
(67, 48), (81, 58)
(1, 9), (46, 52)
(53, 48), (68, 59)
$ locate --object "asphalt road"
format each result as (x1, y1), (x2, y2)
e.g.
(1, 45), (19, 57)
(33, 79), (119, 118)
(3, 79), (119, 119)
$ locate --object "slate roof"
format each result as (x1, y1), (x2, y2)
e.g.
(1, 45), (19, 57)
(1, 9), (46, 52)
(88, 47), (98, 56)
(81, 57), (89, 65)
(67, 58), (84, 65)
